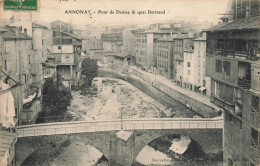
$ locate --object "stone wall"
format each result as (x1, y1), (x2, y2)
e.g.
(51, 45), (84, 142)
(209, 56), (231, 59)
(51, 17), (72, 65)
(16, 129), (222, 166)
(99, 69), (219, 117)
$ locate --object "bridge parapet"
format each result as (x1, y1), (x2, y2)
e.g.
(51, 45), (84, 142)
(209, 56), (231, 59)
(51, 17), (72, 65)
(17, 118), (223, 137)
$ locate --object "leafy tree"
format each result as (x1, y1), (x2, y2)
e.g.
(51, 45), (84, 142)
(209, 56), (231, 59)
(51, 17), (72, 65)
(81, 57), (99, 87)
(42, 78), (72, 116)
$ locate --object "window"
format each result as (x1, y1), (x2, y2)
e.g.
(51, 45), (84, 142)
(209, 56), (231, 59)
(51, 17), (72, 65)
(53, 38), (61, 45)
(225, 39), (234, 50)
(215, 60), (222, 73)
(223, 61), (231, 76)
(4, 60), (7, 71)
(53, 31), (61, 37)
(251, 128), (259, 148)
(207, 38), (216, 51)
(214, 81), (234, 103)
(28, 55), (30, 64)
(252, 95), (259, 114)
(58, 46), (61, 49)
(22, 74), (27, 83)
(235, 39), (247, 52)
(56, 55), (61, 62)
(230, 133), (233, 146)
(187, 70), (190, 75)
(187, 62), (190, 67)
(62, 38), (72, 44)
(217, 39), (224, 49)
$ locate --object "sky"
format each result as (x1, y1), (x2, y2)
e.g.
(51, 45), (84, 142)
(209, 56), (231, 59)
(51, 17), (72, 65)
(0, 0), (230, 28)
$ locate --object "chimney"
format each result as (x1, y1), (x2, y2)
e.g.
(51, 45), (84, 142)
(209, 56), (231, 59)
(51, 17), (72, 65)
(24, 28), (27, 35)
(19, 26), (22, 32)
(10, 16), (15, 24)
(15, 27), (19, 36)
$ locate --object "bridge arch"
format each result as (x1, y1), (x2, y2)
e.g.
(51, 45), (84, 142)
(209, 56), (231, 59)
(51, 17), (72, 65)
(16, 119), (222, 165)
(133, 132), (205, 165)
(130, 129), (222, 165)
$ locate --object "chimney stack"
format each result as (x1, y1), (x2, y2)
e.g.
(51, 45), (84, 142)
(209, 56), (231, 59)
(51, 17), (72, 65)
(24, 28), (27, 35)
(19, 26), (22, 32)
(10, 16), (15, 24)
(15, 27), (19, 36)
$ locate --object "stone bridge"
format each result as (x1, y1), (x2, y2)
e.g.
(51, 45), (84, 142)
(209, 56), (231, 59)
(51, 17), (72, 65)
(16, 118), (223, 166)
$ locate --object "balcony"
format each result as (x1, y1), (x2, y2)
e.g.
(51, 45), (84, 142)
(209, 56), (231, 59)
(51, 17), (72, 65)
(238, 78), (251, 90)
(250, 138), (260, 164)
(251, 106), (260, 128)
(73, 41), (82, 45)
(211, 95), (234, 113)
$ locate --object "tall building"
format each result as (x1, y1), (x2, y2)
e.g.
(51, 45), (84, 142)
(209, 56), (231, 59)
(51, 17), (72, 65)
(174, 35), (194, 87)
(131, 24), (184, 71)
(0, 29), (17, 166)
(51, 20), (82, 89)
(155, 38), (174, 79)
(82, 37), (103, 52)
(2, 26), (43, 125)
(101, 33), (123, 54)
(183, 32), (211, 96)
(206, 0), (260, 165)
(10, 18), (52, 83)
(122, 28), (136, 58)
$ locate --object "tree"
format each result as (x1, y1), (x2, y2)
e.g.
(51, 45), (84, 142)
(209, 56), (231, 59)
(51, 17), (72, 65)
(42, 78), (72, 116)
(81, 57), (99, 87)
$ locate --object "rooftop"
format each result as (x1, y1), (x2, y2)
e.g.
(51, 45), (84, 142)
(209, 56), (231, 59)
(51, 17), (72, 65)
(61, 31), (82, 40)
(3, 29), (32, 40)
(32, 22), (48, 29)
(205, 16), (260, 32)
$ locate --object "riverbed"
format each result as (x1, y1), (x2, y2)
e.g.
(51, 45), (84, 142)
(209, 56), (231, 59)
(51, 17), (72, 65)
(66, 77), (200, 122)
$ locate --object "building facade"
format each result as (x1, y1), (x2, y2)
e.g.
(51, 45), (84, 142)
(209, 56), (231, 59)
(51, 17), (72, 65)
(206, 0), (260, 165)
(51, 20), (82, 89)
(101, 33), (123, 54)
(82, 37), (103, 52)
(2, 26), (43, 125)
(183, 32), (211, 96)
(174, 36), (194, 87)
(132, 28), (180, 71)
(0, 29), (17, 166)
(156, 39), (174, 79)
(10, 18), (52, 83)
(122, 28), (136, 58)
